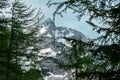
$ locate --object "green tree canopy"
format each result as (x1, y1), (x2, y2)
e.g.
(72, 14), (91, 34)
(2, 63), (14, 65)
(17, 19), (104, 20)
(0, 0), (44, 80)
(48, 0), (120, 80)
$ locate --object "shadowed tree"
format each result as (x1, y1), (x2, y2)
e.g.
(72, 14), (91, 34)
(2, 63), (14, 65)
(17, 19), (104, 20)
(0, 0), (44, 80)
(48, 0), (120, 80)
(0, 0), (10, 79)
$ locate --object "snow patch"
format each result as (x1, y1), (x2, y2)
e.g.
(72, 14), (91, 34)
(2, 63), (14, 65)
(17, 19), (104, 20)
(40, 48), (57, 57)
(44, 72), (69, 80)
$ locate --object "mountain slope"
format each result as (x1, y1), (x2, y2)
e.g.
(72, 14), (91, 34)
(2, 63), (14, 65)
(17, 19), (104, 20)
(39, 18), (86, 80)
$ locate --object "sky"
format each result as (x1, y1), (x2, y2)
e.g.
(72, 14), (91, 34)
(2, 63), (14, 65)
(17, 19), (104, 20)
(25, 0), (99, 39)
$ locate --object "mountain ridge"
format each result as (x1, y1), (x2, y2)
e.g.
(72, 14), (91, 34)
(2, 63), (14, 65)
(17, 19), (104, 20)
(40, 18), (86, 80)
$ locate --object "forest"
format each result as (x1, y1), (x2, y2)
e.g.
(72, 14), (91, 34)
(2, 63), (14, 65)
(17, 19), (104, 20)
(0, 0), (120, 80)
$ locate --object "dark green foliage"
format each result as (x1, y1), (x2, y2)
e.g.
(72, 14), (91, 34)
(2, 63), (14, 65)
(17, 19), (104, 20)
(0, 0), (44, 80)
(0, 18), (10, 53)
(23, 68), (43, 80)
(49, 0), (120, 80)
(64, 38), (94, 80)
(0, 1), (10, 80)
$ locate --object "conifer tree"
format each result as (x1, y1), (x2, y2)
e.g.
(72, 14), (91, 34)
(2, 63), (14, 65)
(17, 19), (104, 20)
(7, 0), (44, 80)
(48, 0), (120, 79)
(0, 0), (10, 79)
(0, 0), (44, 80)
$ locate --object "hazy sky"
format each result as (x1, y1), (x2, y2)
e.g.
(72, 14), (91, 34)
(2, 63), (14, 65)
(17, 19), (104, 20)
(25, 0), (99, 39)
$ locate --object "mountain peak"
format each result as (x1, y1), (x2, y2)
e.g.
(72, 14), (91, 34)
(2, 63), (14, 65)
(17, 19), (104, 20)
(40, 18), (87, 80)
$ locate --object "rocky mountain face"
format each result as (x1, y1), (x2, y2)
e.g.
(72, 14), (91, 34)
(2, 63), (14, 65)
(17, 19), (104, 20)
(39, 18), (86, 80)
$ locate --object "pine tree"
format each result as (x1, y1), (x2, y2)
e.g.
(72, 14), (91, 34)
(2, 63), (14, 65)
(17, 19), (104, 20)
(48, 0), (120, 79)
(0, 0), (9, 57)
(7, 0), (44, 80)
(0, 0), (10, 80)
(0, 0), (44, 80)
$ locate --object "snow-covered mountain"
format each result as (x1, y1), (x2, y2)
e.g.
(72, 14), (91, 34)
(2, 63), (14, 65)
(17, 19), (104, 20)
(39, 18), (86, 80)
